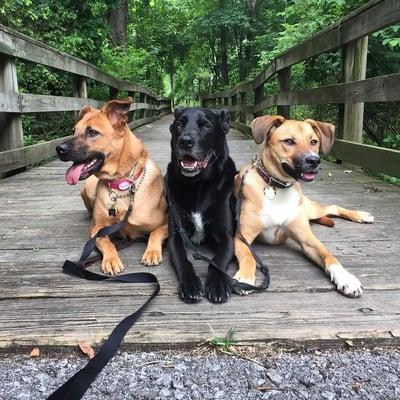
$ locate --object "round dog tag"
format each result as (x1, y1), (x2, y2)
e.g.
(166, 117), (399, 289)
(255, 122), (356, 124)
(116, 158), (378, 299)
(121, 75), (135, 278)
(264, 186), (276, 199)
(118, 180), (131, 191)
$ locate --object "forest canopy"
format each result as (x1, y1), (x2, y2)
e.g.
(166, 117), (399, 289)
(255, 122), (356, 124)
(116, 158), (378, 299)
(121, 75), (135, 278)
(1, 0), (399, 150)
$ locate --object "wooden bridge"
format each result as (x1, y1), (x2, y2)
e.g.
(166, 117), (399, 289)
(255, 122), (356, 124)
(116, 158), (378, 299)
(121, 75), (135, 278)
(0, 0), (399, 350)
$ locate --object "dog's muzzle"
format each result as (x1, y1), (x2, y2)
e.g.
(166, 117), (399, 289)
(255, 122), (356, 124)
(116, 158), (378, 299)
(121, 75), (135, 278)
(283, 153), (321, 182)
(178, 151), (214, 178)
(56, 141), (105, 185)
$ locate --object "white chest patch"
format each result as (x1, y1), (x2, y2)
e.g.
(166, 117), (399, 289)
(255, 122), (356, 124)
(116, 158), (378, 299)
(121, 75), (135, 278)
(259, 186), (301, 228)
(191, 212), (204, 244)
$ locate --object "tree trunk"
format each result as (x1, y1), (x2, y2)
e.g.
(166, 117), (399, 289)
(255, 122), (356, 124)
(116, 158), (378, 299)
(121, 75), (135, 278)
(219, 0), (229, 87)
(169, 60), (175, 109)
(108, 0), (128, 46)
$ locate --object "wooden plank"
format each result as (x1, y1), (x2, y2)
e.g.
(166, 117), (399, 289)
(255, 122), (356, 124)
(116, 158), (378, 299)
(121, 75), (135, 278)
(276, 73), (400, 106)
(332, 139), (400, 178)
(21, 94), (104, 113)
(0, 115), (399, 350)
(0, 92), (104, 113)
(0, 136), (72, 175)
(253, 95), (276, 114)
(0, 290), (398, 347)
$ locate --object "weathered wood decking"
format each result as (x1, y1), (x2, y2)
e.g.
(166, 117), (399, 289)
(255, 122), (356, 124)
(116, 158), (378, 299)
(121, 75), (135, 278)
(0, 114), (399, 350)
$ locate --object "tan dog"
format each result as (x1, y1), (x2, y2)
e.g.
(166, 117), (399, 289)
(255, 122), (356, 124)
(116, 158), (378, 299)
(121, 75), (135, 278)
(233, 115), (374, 297)
(56, 98), (168, 275)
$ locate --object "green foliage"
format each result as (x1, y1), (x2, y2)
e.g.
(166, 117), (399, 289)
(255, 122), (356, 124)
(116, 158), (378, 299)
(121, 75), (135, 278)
(1, 0), (399, 153)
(207, 325), (237, 349)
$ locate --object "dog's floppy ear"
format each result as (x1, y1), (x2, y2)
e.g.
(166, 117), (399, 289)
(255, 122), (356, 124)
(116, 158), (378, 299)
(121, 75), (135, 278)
(102, 97), (133, 128)
(77, 105), (94, 121)
(216, 109), (230, 134)
(305, 119), (335, 154)
(251, 115), (285, 144)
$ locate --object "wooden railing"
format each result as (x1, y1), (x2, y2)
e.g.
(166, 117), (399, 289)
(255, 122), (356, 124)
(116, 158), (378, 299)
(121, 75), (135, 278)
(202, 0), (400, 178)
(0, 24), (171, 176)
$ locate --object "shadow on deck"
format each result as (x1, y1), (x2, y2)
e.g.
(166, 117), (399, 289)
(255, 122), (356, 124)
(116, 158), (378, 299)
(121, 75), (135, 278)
(0, 114), (399, 350)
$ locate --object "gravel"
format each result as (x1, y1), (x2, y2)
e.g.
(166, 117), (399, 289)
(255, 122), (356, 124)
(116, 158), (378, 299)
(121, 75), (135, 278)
(1, 348), (399, 399)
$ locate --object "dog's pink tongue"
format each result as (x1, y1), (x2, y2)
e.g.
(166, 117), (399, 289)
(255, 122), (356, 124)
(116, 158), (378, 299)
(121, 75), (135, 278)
(303, 172), (316, 181)
(182, 158), (197, 168)
(65, 163), (85, 185)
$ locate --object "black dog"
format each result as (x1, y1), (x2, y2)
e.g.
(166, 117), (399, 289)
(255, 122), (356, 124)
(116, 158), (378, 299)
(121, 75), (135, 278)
(166, 107), (237, 304)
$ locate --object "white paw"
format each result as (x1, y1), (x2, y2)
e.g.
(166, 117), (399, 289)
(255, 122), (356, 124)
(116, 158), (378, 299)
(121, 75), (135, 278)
(328, 264), (363, 298)
(233, 271), (255, 296)
(357, 211), (374, 223)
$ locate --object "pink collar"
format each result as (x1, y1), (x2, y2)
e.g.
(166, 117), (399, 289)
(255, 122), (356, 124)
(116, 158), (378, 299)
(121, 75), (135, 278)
(106, 178), (134, 191)
(105, 166), (144, 191)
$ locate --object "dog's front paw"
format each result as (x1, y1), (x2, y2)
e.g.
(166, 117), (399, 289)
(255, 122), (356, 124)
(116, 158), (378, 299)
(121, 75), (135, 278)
(179, 275), (204, 303)
(356, 211), (374, 223)
(141, 249), (163, 266)
(102, 255), (124, 275)
(205, 273), (233, 304)
(328, 264), (363, 297)
(233, 269), (256, 296)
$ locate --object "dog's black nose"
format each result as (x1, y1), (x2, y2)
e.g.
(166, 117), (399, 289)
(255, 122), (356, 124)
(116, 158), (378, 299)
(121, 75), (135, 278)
(178, 136), (194, 149)
(56, 143), (68, 156)
(305, 154), (321, 168)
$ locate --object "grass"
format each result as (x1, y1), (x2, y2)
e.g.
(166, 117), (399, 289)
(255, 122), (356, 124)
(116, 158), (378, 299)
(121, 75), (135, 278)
(207, 325), (237, 350)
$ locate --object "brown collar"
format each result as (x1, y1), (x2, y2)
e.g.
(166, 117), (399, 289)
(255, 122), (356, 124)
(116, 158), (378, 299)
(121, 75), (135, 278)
(253, 156), (292, 189)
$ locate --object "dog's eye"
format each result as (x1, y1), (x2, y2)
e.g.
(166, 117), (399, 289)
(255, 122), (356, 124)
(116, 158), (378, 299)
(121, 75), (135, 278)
(176, 121), (183, 130)
(202, 121), (212, 130)
(283, 138), (295, 145)
(310, 139), (318, 146)
(87, 128), (99, 138)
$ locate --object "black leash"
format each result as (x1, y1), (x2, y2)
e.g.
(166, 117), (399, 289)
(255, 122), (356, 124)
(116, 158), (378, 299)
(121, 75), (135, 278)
(47, 205), (160, 400)
(167, 181), (270, 293)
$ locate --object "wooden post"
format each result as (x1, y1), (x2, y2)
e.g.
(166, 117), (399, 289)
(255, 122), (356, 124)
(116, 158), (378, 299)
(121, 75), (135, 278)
(231, 94), (237, 122)
(254, 83), (264, 118)
(239, 92), (246, 124)
(223, 96), (229, 111)
(0, 55), (23, 152)
(109, 86), (119, 100)
(340, 36), (368, 142)
(139, 92), (145, 119)
(277, 66), (291, 118)
(128, 90), (135, 122)
(72, 75), (87, 120)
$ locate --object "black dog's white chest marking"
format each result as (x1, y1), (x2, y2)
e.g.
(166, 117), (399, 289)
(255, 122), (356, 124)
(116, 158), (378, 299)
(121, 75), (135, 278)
(191, 212), (204, 244)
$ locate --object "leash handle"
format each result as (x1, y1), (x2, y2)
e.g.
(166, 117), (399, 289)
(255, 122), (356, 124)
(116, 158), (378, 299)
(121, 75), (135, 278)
(47, 206), (159, 400)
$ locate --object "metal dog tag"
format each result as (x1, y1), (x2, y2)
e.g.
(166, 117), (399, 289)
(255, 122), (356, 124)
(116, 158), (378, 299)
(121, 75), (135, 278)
(264, 186), (276, 200)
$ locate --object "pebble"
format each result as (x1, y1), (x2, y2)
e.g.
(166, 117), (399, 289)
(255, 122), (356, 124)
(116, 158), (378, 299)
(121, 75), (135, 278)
(0, 349), (399, 399)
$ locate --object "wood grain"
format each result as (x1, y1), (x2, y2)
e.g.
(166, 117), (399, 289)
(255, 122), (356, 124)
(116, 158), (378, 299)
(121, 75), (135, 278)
(0, 114), (399, 349)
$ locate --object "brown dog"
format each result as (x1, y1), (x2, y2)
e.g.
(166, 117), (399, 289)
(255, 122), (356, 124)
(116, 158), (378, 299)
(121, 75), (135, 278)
(234, 115), (374, 297)
(56, 98), (168, 274)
